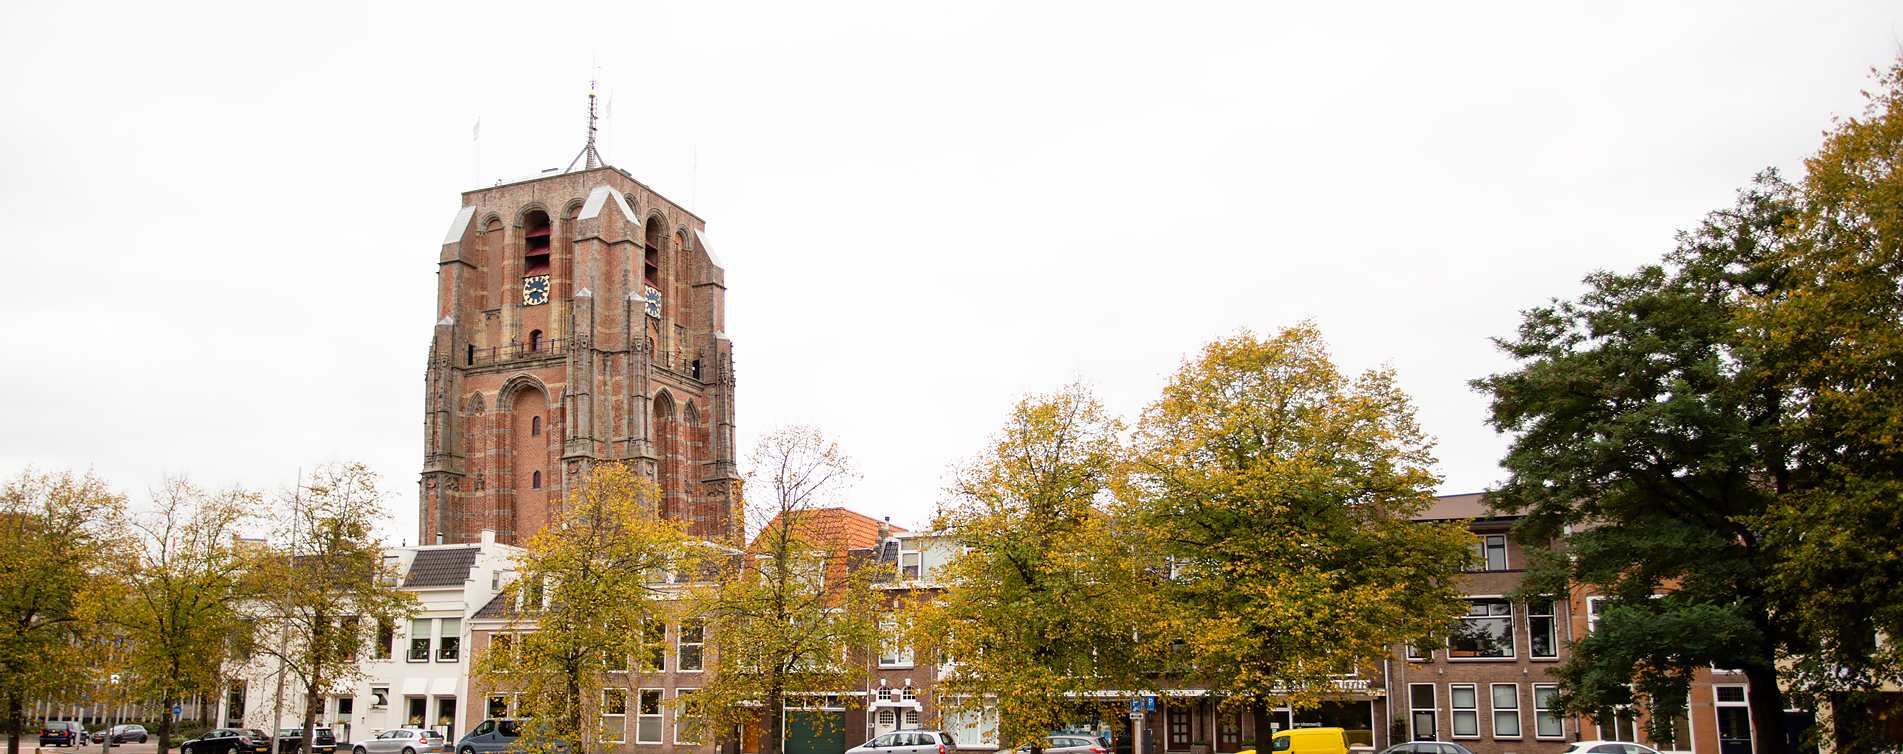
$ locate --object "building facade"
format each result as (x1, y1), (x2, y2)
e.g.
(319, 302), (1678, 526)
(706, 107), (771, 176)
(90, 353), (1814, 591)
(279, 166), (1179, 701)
(225, 532), (523, 744)
(420, 165), (739, 547)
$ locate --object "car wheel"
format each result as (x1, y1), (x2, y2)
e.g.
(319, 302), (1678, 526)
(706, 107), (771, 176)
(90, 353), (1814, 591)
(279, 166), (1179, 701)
(462, 747), (475, 754)
(184, 745), (196, 754)
(353, 747), (367, 754)
(404, 747), (416, 754)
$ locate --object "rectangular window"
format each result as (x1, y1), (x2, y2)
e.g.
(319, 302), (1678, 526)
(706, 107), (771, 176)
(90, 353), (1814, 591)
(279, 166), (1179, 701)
(486, 696), (509, 719)
(1533, 685), (1563, 739)
(1644, 701), (1692, 753)
(1491, 684), (1521, 739)
(903, 710), (919, 729)
(898, 542), (922, 580)
(642, 621), (666, 672)
(636, 689), (663, 744)
(1528, 601), (1558, 659)
(1167, 703), (1191, 749)
(678, 620), (704, 672)
(879, 619), (913, 667)
(1406, 637), (1434, 662)
(1409, 684), (1437, 741)
(374, 620), (393, 660)
(1449, 599), (1515, 659)
(1467, 534), (1508, 571)
(675, 689), (701, 744)
(602, 689), (626, 743)
(408, 619), (432, 662)
(1715, 685), (1753, 754)
(437, 619), (461, 661)
(1587, 596), (1607, 632)
(1450, 684), (1479, 738)
(370, 687), (389, 709)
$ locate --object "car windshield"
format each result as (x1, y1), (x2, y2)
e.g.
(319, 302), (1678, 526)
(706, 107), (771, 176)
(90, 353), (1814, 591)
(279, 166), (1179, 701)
(280, 730), (301, 737)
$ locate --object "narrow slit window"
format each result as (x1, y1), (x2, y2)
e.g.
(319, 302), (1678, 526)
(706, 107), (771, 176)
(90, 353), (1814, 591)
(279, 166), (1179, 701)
(531, 416), (541, 436)
(531, 471), (541, 489)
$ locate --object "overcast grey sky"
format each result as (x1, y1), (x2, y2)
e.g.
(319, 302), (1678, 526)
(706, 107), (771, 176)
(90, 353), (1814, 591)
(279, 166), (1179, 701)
(2, 0), (1898, 543)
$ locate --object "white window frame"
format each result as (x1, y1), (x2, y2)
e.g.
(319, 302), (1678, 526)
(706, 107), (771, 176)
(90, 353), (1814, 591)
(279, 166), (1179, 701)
(635, 688), (664, 744)
(1489, 683), (1521, 739)
(1714, 684), (1753, 753)
(641, 620), (666, 672)
(1587, 596), (1608, 633)
(1448, 597), (1516, 661)
(1449, 683), (1480, 739)
(901, 686), (916, 702)
(1469, 534), (1508, 571)
(1408, 683), (1438, 742)
(903, 709), (920, 730)
(879, 619), (913, 667)
(677, 620), (704, 673)
(898, 540), (923, 580)
(1527, 600), (1559, 659)
(1532, 684), (1564, 740)
(601, 688), (627, 743)
(674, 688), (700, 744)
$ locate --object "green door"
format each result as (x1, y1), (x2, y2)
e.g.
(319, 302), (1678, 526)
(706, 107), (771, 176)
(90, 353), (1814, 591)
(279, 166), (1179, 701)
(784, 711), (847, 754)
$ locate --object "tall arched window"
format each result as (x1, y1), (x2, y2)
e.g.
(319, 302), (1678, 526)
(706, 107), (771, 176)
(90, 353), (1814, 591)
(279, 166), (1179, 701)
(523, 210), (551, 275)
(530, 416), (541, 436)
(531, 470), (542, 489)
(529, 329), (543, 352)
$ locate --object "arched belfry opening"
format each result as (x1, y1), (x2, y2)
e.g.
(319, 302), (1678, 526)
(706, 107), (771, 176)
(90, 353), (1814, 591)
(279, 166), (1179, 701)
(643, 215), (665, 295)
(524, 210), (552, 276)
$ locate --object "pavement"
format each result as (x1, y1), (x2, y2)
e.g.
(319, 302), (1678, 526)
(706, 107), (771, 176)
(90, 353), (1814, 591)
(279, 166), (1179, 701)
(29, 744), (161, 754)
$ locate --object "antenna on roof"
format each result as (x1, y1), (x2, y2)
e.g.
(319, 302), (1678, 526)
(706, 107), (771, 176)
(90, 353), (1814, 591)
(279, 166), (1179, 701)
(565, 69), (604, 173)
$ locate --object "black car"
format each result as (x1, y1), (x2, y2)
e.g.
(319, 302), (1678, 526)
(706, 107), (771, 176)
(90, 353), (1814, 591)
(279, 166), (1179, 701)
(182, 728), (274, 754)
(40, 722), (85, 747)
(277, 728), (338, 754)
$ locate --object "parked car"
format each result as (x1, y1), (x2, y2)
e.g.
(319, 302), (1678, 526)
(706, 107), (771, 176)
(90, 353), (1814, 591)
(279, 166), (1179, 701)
(846, 730), (958, 754)
(98, 725), (151, 744)
(1007, 736), (1107, 754)
(1377, 744), (1475, 754)
(454, 719), (523, 754)
(1249, 727), (1345, 754)
(277, 728), (338, 754)
(352, 728), (448, 754)
(1564, 742), (1663, 754)
(181, 728), (273, 754)
(40, 722), (85, 747)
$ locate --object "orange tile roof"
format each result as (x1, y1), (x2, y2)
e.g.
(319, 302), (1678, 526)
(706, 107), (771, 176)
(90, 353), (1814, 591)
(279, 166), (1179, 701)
(751, 506), (904, 553)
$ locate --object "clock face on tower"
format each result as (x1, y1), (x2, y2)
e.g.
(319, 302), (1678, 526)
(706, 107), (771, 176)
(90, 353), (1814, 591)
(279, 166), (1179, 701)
(522, 275), (550, 306)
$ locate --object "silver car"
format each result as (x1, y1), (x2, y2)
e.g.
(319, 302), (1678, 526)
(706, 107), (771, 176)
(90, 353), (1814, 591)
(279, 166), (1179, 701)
(847, 730), (959, 754)
(352, 729), (446, 754)
(1013, 736), (1106, 754)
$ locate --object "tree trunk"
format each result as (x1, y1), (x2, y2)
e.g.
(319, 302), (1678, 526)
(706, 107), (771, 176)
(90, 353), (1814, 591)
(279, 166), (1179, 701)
(304, 681), (322, 754)
(1247, 702), (1269, 753)
(1743, 665), (1786, 754)
(160, 696), (177, 754)
(6, 690), (22, 754)
(761, 678), (783, 754)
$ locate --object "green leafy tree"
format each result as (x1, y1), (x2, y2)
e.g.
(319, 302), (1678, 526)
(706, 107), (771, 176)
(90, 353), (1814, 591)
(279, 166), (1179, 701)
(1756, 60), (1903, 745)
(97, 478), (260, 754)
(252, 464), (416, 754)
(472, 464), (689, 754)
(686, 427), (882, 754)
(0, 470), (123, 754)
(1124, 326), (1472, 741)
(917, 385), (1161, 752)
(1472, 173), (1805, 752)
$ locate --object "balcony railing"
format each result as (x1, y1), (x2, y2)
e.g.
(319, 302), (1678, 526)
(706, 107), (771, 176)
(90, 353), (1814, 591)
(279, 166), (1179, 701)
(464, 339), (567, 368)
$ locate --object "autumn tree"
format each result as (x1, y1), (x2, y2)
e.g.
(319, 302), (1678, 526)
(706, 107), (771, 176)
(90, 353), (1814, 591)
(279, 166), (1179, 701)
(1125, 326), (1472, 743)
(917, 385), (1162, 752)
(0, 470), (123, 754)
(472, 464), (689, 754)
(685, 427), (883, 754)
(253, 464), (416, 754)
(98, 478), (260, 754)
(1757, 60), (1903, 745)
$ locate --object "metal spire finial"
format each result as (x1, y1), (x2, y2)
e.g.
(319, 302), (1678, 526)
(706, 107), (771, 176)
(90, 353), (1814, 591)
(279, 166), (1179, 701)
(566, 73), (604, 173)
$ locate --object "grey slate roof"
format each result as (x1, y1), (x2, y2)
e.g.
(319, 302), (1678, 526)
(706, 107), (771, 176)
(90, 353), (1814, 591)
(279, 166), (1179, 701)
(472, 591), (513, 620)
(404, 547), (479, 588)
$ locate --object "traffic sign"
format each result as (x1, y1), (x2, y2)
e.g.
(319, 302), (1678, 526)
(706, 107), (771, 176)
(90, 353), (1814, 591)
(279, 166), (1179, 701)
(171, 705), (182, 717)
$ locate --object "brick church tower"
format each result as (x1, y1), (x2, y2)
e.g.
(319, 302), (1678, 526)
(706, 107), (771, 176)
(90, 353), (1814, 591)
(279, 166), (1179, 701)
(418, 153), (738, 546)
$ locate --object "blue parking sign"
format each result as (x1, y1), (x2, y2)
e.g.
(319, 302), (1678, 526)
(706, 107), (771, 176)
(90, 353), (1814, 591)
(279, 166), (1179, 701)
(171, 705), (182, 717)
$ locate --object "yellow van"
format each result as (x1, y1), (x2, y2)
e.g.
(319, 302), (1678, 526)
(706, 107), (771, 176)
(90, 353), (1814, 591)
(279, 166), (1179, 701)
(1265, 728), (1349, 754)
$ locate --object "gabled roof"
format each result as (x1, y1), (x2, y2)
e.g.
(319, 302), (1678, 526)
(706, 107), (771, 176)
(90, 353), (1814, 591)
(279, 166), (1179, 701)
(1413, 492), (1520, 522)
(749, 507), (904, 552)
(472, 591), (515, 620)
(404, 546), (479, 588)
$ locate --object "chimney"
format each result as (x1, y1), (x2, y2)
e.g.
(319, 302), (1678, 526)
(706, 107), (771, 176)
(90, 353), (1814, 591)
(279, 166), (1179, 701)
(877, 516), (891, 542)
(480, 528), (496, 546)
(435, 531), (445, 545)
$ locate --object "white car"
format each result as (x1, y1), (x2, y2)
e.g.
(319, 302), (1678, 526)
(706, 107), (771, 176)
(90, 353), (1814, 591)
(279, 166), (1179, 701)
(846, 730), (957, 754)
(352, 729), (447, 754)
(1563, 742), (1662, 754)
